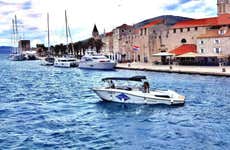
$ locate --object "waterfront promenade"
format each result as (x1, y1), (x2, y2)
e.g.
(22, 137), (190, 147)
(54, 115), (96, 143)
(116, 63), (230, 77)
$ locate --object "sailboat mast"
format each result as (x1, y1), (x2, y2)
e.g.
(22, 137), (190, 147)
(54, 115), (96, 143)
(65, 10), (69, 45)
(47, 13), (50, 55)
(14, 15), (19, 54)
(12, 19), (15, 53)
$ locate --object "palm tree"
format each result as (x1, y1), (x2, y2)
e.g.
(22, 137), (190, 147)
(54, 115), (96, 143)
(95, 39), (104, 53)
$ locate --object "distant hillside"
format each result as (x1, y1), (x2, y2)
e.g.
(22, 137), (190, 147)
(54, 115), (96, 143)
(134, 15), (193, 28)
(0, 46), (12, 54)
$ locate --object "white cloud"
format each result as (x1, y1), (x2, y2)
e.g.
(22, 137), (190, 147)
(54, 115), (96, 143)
(0, 0), (217, 46)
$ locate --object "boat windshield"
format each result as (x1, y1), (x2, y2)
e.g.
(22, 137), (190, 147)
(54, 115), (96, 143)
(92, 56), (108, 59)
(105, 80), (143, 91)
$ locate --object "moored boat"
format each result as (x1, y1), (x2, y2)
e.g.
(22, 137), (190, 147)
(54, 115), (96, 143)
(54, 57), (79, 68)
(79, 51), (116, 70)
(9, 53), (26, 61)
(41, 56), (55, 66)
(92, 76), (185, 105)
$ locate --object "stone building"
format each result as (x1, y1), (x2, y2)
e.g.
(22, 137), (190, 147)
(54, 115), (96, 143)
(100, 0), (230, 65)
(18, 40), (30, 51)
(101, 31), (113, 59)
(112, 24), (133, 62)
(217, 0), (230, 16)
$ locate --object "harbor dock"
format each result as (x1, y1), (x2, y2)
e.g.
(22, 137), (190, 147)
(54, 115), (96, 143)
(116, 63), (230, 77)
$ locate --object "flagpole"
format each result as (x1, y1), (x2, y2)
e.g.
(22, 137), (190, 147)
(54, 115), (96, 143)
(134, 51), (136, 63)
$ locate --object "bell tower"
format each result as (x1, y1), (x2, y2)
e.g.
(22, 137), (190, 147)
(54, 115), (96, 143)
(92, 24), (99, 40)
(217, 0), (230, 16)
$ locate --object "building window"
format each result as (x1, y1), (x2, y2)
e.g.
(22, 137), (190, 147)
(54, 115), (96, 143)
(144, 28), (147, 35)
(180, 28), (183, 32)
(214, 48), (221, 54)
(140, 29), (143, 35)
(199, 40), (204, 44)
(173, 29), (176, 33)
(181, 38), (187, 44)
(121, 29), (124, 33)
(195, 27), (198, 31)
(200, 48), (205, 53)
(187, 28), (190, 31)
(214, 39), (220, 44)
(219, 30), (226, 35)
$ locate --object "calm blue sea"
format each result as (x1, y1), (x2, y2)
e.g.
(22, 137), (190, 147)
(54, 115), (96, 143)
(0, 54), (229, 149)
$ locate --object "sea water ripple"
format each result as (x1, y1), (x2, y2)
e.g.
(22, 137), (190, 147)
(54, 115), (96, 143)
(0, 54), (229, 149)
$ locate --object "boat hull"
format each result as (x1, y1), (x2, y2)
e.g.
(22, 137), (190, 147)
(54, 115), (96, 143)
(41, 60), (54, 66)
(93, 88), (185, 105)
(79, 62), (116, 70)
(9, 54), (26, 61)
(40, 57), (55, 66)
(54, 62), (78, 68)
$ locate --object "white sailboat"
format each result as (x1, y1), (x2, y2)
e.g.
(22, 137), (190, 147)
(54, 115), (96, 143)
(93, 76), (185, 105)
(54, 10), (78, 68)
(9, 15), (26, 61)
(41, 13), (55, 66)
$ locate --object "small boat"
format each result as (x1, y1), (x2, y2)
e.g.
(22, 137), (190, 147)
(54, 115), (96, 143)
(92, 76), (185, 105)
(79, 51), (116, 70)
(24, 51), (37, 60)
(41, 56), (55, 66)
(9, 53), (26, 61)
(54, 57), (79, 68)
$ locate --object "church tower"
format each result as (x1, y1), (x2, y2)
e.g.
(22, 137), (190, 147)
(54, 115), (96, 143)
(92, 24), (99, 39)
(217, 0), (230, 16)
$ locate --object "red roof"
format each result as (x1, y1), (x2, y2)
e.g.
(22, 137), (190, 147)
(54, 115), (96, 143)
(172, 14), (230, 29)
(116, 24), (132, 29)
(106, 32), (113, 36)
(169, 44), (197, 55)
(143, 19), (163, 28)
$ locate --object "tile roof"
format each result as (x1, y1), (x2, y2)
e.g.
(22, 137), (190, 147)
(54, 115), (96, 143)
(172, 14), (230, 29)
(116, 24), (132, 29)
(105, 32), (113, 36)
(142, 19), (163, 28)
(169, 44), (197, 55)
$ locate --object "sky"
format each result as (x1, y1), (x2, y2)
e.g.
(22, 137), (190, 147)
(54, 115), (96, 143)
(0, 0), (217, 47)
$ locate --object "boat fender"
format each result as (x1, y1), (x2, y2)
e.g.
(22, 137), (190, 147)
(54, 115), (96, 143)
(170, 99), (174, 104)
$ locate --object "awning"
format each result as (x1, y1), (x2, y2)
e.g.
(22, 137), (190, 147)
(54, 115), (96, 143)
(176, 52), (198, 58)
(169, 44), (197, 56)
(152, 52), (174, 57)
(176, 52), (226, 58)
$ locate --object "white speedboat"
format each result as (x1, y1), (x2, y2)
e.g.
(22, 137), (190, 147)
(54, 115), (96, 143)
(79, 51), (116, 70)
(92, 76), (185, 105)
(54, 57), (79, 68)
